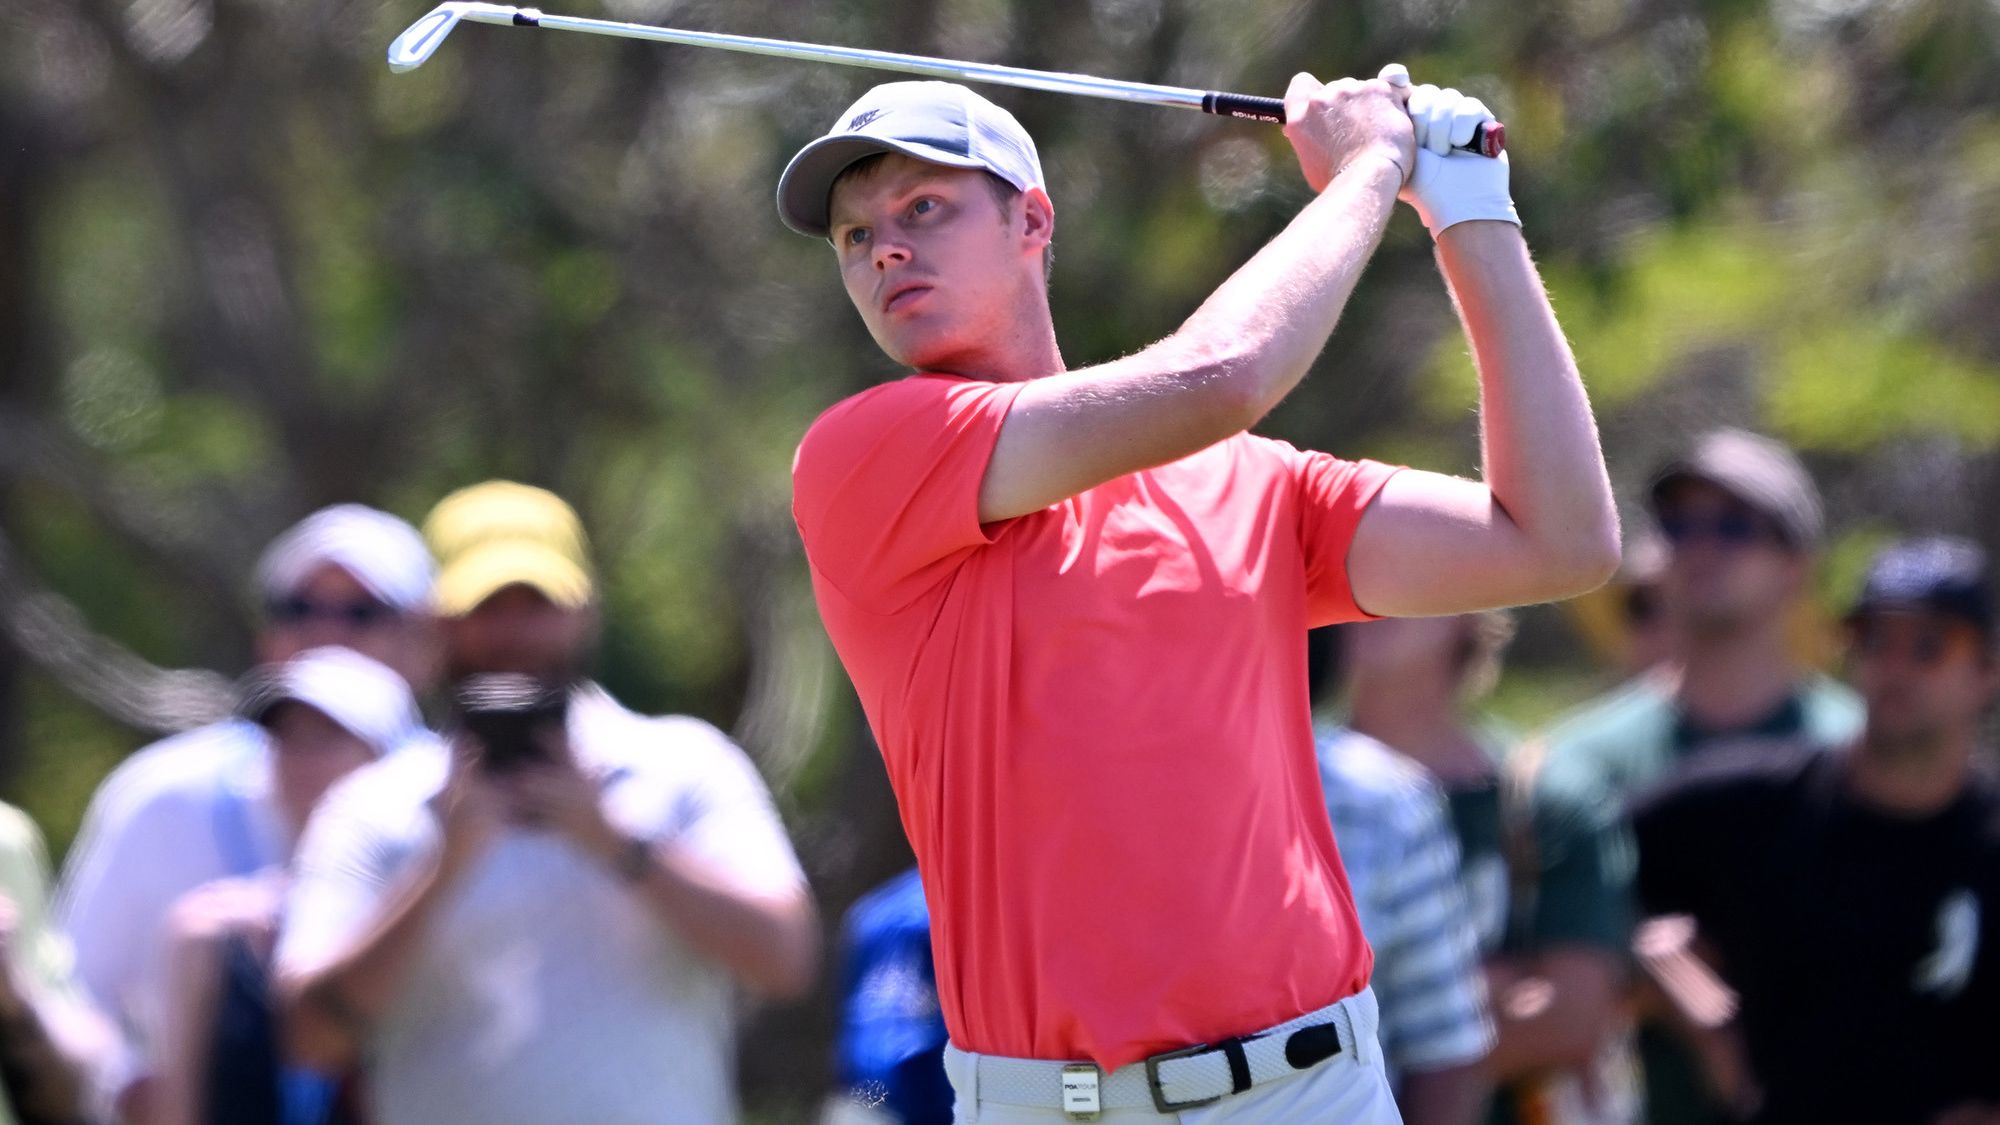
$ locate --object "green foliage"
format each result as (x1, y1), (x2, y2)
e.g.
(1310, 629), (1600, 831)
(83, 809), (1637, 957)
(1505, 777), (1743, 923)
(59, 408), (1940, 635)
(15, 678), (142, 864)
(1772, 325), (2000, 450)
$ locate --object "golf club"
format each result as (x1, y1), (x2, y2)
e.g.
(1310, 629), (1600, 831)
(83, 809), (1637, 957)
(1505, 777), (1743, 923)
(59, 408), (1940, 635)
(387, 2), (1504, 156)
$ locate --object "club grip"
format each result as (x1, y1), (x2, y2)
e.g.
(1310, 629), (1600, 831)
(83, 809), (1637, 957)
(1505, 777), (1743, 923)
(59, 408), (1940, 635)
(1201, 91), (1505, 157)
(1201, 92), (1287, 123)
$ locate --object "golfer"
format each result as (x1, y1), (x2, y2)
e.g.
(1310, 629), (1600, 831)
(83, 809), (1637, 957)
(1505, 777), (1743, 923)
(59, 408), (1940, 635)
(779, 69), (1617, 1122)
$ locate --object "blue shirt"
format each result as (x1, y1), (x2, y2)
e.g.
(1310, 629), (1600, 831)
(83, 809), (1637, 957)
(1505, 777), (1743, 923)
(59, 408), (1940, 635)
(836, 868), (951, 1124)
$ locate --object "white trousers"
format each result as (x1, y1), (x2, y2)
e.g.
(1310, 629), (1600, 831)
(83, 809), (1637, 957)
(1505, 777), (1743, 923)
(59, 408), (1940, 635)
(943, 989), (1403, 1123)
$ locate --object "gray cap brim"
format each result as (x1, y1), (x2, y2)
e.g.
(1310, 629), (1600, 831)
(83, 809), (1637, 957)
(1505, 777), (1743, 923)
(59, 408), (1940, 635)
(776, 135), (992, 239)
(1648, 461), (1822, 549)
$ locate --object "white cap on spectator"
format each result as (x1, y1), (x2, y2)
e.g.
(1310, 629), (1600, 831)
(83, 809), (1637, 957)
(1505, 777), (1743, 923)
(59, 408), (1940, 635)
(240, 647), (421, 756)
(255, 504), (435, 612)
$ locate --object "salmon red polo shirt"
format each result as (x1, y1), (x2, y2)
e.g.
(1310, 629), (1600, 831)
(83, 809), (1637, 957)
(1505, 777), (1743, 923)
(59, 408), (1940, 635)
(793, 373), (1399, 1070)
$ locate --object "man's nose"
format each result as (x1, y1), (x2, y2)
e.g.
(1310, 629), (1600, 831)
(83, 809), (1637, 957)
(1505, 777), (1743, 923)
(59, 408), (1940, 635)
(872, 235), (911, 271)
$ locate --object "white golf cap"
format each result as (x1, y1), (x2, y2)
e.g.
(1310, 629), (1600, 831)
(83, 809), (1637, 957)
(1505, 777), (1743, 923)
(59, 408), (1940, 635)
(240, 646), (421, 757)
(255, 504), (435, 613)
(777, 80), (1045, 239)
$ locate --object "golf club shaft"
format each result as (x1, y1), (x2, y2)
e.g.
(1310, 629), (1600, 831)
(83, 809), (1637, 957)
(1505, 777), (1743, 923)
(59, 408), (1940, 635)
(389, 3), (1504, 155)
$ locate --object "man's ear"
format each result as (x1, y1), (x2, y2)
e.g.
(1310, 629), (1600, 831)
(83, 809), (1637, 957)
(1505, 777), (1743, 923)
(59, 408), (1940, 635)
(1020, 187), (1054, 253)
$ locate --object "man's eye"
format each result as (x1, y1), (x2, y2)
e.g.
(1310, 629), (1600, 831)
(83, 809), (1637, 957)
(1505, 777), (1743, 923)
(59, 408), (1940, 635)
(911, 198), (938, 216)
(843, 227), (870, 247)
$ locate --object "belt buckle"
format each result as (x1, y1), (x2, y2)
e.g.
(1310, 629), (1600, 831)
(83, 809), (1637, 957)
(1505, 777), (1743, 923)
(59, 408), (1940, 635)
(1060, 1062), (1102, 1121)
(1143, 1041), (1224, 1114)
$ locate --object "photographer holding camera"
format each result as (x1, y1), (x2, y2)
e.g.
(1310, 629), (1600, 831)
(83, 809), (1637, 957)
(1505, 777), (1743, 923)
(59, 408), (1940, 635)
(275, 482), (818, 1125)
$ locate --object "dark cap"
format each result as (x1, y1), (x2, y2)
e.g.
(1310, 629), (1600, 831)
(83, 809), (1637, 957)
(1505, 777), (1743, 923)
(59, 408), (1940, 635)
(1848, 537), (1994, 636)
(1649, 429), (1824, 550)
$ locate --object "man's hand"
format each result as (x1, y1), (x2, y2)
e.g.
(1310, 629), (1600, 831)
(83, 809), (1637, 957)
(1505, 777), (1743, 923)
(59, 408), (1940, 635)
(1386, 66), (1497, 158)
(1281, 71), (1414, 194)
(501, 737), (626, 867)
(429, 738), (506, 876)
(1384, 69), (1518, 236)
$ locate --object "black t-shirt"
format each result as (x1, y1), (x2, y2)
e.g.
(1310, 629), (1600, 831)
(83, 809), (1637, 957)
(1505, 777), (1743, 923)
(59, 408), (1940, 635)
(1632, 743), (2000, 1125)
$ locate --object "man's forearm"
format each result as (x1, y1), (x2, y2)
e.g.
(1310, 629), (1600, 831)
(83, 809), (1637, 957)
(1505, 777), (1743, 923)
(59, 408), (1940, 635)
(1438, 223), (1619, 588)
(281, 854), (465, 1071)
(617, 842), (818, 1000)
(977, 153), (1406, 523)
(1160, 154), (1404, 425)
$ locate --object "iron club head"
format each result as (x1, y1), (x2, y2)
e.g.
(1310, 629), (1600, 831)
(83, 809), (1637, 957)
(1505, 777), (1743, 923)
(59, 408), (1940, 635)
(388, 3), (525, 72)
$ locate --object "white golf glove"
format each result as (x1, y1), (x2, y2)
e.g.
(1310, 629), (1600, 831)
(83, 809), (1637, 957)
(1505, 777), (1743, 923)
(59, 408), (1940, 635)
(1379, 63), (1519, 236)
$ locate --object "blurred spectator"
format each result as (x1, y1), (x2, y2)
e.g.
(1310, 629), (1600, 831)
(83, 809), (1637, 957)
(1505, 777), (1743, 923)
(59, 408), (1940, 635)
(1315, 729), (1495, 1125)
(1631, 537), (2000, 1123)
(53, 505), (436, 1115)
(149, 648), (419, 1125)
(1515, 431), (1863, 1124)
(0, 803), (123, 1125)
(1312, 625), (1496, 1125)
(276, 481), (818, 1125)
(1344, 615), (1552, 1121)
(1342, 614), (1518, 955)
(821, 868), (949, 1125)
(1614, 532), (1676, 679)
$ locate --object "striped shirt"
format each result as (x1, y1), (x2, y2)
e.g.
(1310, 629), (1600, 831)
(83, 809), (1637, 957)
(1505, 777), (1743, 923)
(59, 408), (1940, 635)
(1316, 727), (1495, 1079)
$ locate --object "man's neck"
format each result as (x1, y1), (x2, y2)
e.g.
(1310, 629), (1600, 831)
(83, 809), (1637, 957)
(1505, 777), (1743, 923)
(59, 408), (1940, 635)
(927, 292), (1066, 383)
(1348, 681), (1494, 784)
(1673, 623), (1802, 731)
(1844, 730), (1976, 818)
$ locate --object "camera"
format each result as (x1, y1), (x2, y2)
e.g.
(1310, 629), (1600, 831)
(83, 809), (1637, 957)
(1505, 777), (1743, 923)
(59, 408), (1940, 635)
(451, 674), (570, 773)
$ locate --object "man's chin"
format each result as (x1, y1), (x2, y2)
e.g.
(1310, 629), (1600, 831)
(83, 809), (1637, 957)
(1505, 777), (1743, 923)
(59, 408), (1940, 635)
(885, 339), (946, 371)
(871, 323), (966, 372)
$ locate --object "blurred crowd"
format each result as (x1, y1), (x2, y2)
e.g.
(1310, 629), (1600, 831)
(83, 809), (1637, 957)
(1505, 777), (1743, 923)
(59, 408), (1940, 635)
(0, 426), (1988, 1124)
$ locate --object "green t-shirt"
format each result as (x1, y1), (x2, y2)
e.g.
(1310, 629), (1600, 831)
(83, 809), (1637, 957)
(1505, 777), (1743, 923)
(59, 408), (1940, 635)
(1514, 670), (1864, 1125)
(0, 803), (85, 1125)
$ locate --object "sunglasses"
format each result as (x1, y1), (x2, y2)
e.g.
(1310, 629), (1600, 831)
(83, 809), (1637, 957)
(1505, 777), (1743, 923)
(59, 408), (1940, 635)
(1657, 511), (1777, 549)
(266, 596), (400, 630)
(1849, 619), (1986, 668)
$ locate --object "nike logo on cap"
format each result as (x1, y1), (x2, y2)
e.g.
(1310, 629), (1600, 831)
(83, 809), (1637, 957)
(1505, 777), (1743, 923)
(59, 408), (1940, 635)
(847, 108), (886, 131)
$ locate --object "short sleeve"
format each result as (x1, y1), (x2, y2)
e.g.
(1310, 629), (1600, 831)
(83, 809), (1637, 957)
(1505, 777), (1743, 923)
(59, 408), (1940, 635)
(1289, 450), (1401, 627)
(654, 719), (807, 900)
(277, 772), (427, 980)
(1523, 784), (1635, 953)
(792, 375), (1026, 612)
(56, 770), (200, 1027)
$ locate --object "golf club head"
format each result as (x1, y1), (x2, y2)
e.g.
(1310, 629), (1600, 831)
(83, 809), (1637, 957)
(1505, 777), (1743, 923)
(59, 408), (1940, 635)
(388, 4), (470, 71)
(388, 3), (520, 72)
